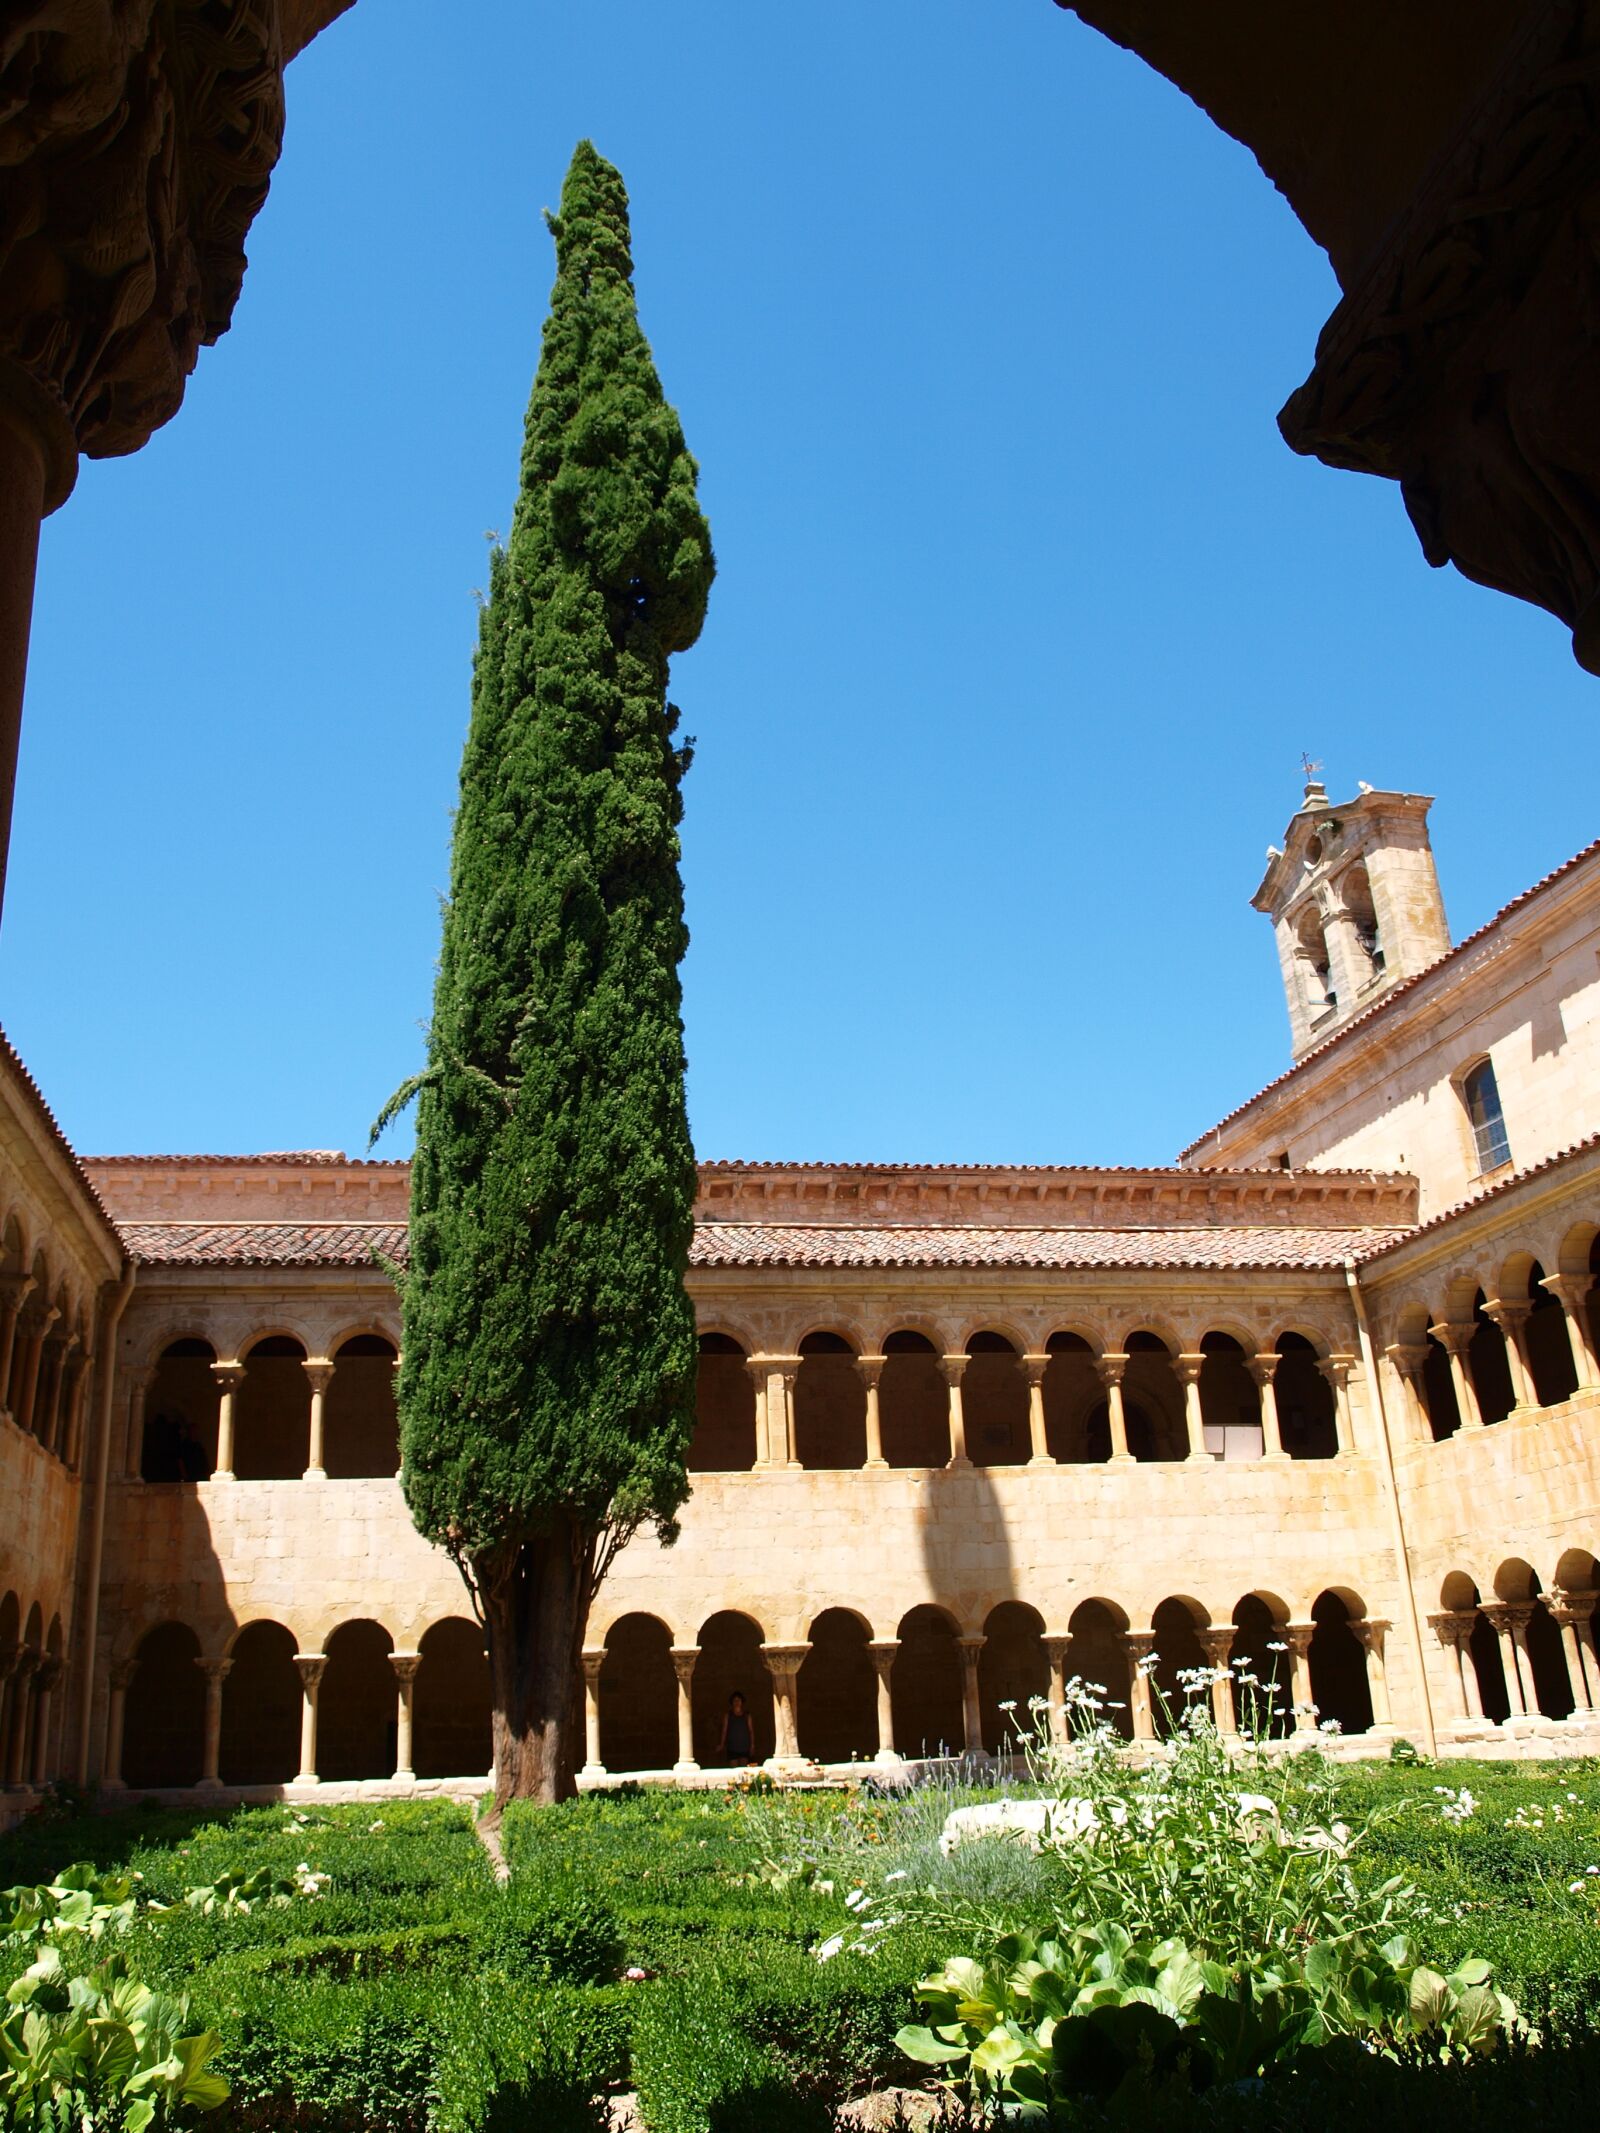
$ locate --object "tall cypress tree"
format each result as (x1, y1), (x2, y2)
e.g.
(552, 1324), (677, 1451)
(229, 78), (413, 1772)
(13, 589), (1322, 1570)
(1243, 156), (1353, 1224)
(378, 142), (713, 1806)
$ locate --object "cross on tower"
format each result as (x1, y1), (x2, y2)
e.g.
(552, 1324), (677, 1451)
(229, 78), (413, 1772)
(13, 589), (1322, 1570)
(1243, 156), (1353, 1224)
(1300, 753), (1323, 781)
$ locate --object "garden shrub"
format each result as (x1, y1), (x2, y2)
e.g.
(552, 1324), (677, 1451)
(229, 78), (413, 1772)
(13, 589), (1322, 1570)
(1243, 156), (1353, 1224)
(477, 1872), (622, 1983)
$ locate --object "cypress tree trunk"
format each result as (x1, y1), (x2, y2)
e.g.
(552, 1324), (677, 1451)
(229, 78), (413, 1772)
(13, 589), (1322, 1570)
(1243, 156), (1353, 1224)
(381, 142), (714, 1807)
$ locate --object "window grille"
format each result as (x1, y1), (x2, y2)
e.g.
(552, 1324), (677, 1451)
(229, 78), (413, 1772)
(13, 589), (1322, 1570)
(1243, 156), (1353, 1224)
(1463, 1059), (1511, 1172)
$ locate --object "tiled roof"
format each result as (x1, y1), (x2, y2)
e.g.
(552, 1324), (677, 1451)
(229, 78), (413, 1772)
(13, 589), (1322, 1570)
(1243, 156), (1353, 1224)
(121, 1223), (409, 1268)
(121, 1218), (1411, 1274)
(0, 1025), (123, 1256)
(1355, 1131), (1600, 1264)
(1178, 835), (1600, 1160)
(90, 1151), (407, 1169)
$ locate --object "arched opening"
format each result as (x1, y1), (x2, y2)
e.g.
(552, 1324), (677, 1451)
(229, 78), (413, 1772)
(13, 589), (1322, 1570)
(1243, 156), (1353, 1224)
(688, 1334), (755, 1472)
(1422, 1330), (1460, 1438)
(1064, 1600), (1132, 1739)
(325, 1335), (399, 1479)
(1123, 1332), (1186, 1461)
(794, 1331), (865, 1470)
(963, 1333), (1028, 1467)
(1042, 1332), (1101, 1462)
(235, 1335), (310, 1482)
(978, 1601), (1048, 1753)
(1198, 1332), (1261, 1460)
(141, 1339), (218, 1481)
(1229, 1593), (1291, 1737)
(693, 1610), (773, 1767)
(220, 1621), (300, 1784)
(1340, 862), (1384, 979)
(1295, 906), (1336, 1020)
(1467, 1291), (1516, 1426)
(1462, 1592), (1510, 1724)
(414, 1617), (492, 1777)
(1517, 1569), (1574, 1720)
(1524, 1263), (1579, 1408)
(1461, 1058), (1512, 1174)
(879, 1330), (949, 1468)
(317, 1620), (396, 1781)
(1309, 1592), (1373, 1734)
(797, 1609), (876, 1763)
(891, 1605), (964, 1758)
(1275, 1334), (1338, 1458)
(8, 1250), (50, 1434)
(1150, 1597), (1208, 1737)
(597, 1613), (675, 1773)
(122, 1623), (204, 1788)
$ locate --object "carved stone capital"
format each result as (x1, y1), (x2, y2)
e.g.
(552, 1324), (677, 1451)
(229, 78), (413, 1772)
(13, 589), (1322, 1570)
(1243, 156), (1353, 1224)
(1095, 1351), (1129, 1387)
(759, 1643), (810, 1679)
(388, 1652), (422, 1687)
(293, 1653), (327, 1693)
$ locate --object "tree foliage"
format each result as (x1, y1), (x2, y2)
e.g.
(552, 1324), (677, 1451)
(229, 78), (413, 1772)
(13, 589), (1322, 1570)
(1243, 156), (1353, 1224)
(390, 140), (713, 1685)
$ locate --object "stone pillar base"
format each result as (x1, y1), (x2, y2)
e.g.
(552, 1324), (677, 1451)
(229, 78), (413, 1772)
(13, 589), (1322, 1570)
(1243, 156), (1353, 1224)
(393, 1766), (415, 1785)
(873, 1747), (904, 1766)
(581, 1761), (607, 1779)
(763, 1755), (822, 1778)
(672, 1759), (702, 1778)
(195, 1777), (223, 1793)
(1442, 1718), (1500, 1743)
(1504, 1714), (1559, 1739)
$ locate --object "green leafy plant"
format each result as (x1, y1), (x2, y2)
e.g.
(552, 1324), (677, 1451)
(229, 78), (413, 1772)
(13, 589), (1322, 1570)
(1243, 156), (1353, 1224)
(2, 1861), (139, 1944)
(0, 1943), (228, 2129)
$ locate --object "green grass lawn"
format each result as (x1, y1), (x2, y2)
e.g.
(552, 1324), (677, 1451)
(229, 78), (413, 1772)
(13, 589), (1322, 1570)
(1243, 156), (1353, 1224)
(3, 1758), (1600, 2131)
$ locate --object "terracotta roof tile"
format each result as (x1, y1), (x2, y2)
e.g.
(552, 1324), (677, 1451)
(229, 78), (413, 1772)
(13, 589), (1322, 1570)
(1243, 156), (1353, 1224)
(120, 1222), (408, 1268)
(1178, 836), (1600, 1160)
(1355, 1131), (1600, 1264)
(0, 1025), (123, 1255)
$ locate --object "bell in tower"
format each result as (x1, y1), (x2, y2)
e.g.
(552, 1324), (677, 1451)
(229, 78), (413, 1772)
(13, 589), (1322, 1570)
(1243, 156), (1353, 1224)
(1253, 772), (1451, 1060)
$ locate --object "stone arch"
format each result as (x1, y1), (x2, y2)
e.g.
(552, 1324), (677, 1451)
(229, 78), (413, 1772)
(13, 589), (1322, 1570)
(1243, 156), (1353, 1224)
(220, 1620), (300, 1784)
(1274, 1331), (1338, 1458)
(689, 1332), (755, 1472)
(1420, 1322), (1461, 1439)
(123, 1622), (205, 1788)
(794, 1330), (866, 1470)
(879, 1329), (949, 1468)
(1229, 1591), (1292, 1737)
(892, 1604), (964, 1758)
(963, 1331), (1029, 1467)
(1121, 1329), (1186, 1461)
(1555, 1219), (1599, 1275)
(1522, 1260), (1579, 1408)
(1466, 1290), (1516, 1426)
(598, 1612), (676, 1774)
(1198, 1330), (1261, 1460)
(1309, 1590), (1373, 1734)
(694, 1610), (773, 1767)
(1555, 1546), (1600, 1595)
(979, 1601), (1048, 1753)
(797, 1607), (876, 1763)
(414, 1617), (491, 1778)
(325, 1333), (398, 1479)
(1042, 1330), (1101, 1463)
(317, 1619), (396, 1781)
(1150, 1596), (1209, 1736)
(235, 1333), (310, 1481)
(1063, 1599), (1132, 1739)
(141, 1337), (218, 1481)
(1442, 1575), (1510, 1724)
(1522, 1570), (1574, 1721)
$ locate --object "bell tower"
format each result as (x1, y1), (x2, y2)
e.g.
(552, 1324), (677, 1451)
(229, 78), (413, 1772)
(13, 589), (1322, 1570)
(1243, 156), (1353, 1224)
(1253, 775), (1451, 1060)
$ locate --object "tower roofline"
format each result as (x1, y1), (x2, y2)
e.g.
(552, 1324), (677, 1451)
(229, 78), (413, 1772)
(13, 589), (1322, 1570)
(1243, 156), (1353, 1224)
(1250, 786), (1435, 911)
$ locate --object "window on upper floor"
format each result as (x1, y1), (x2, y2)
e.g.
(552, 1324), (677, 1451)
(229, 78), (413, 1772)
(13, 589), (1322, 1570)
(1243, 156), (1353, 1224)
(1462, 1057), (1512, 1173)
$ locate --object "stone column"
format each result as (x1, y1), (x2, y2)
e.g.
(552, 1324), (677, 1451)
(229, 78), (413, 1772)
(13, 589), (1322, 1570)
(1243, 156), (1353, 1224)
(669, 1647), (700, 1774)
(1175, 1355), (1209, 1460)
(211, 1363), (244, 1480)
(1544, 1594), (1594, 1715)
(940, 1356), (971, 1468)
(294, 1655), (327, 1784)
(1199, 1627), (1238, 1735)
(37, 1330), (69, 1454)
(122, 1368), (153, 1479)
(1042, 1634), (1072, 1748)
(744, 1358), (770, 1469)
(1428, 1612), (1484, 1722)
(5, 1651), (38, 1787)
(763, 1360), (800, 1471)
(1351, 1618), (1393, 1728)
(957, 1634), (986, 1755)
(1385, 1344), (1431, 1437)
(303, 1360), (334, 1480)
(1481, 1301), (1536, 1411)
(0, 1272), (33, 1413)
(1096, 1353), (1134, 1462)
(759, 1644), (810, 1767)
(389, 1652), (421, 1781)
(195, 1657), (231, 1789)
(1248, 1355), (1288, 1461)
(1430, 1324), (1483, 1429)
(28, 1659), (60, 1786)
(580, 1649), (606, 1776)
(102, 1658), (136, 1788)
(1484, 1603), (1536, 1716)
(1022, 1354), (1052, 1465)
(1284, 1623), (1317, 1735)
(1318, 1352), (1357, 1454)
(1542, 1276), (1600, 1390)
(1125, 1631), (1157, 1741)
(867, 1640), (900, 1762)
(14, 1305), (57, 1437)
(856, 1355), (888, 1469)
(60, 1350), (89, 1469)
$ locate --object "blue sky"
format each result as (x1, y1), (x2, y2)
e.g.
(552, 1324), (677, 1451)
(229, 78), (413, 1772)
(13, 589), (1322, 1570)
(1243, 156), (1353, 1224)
(4, 1), (1593, 1167)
